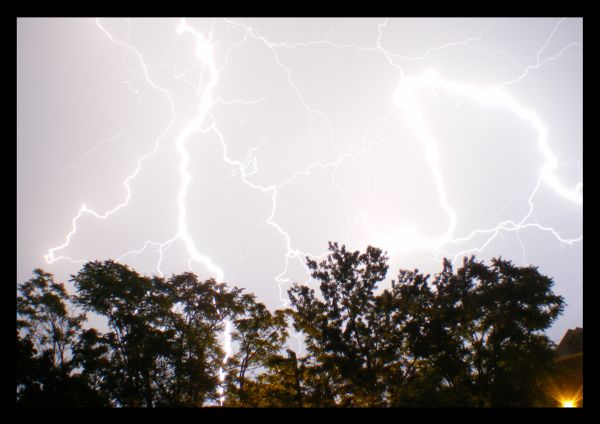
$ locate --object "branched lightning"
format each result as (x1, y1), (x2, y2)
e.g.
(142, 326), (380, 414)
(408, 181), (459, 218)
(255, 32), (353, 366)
(45, 18), (177, 266)
(46, 17), (235, 404)
(42, 18), (581, 394)
(70, 20), (143, 172)
(392, 68), (582, 264)
(501, 18), (582, 89)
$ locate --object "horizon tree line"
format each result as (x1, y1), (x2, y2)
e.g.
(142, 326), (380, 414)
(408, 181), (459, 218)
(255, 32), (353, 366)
(17, 242), (565, 407)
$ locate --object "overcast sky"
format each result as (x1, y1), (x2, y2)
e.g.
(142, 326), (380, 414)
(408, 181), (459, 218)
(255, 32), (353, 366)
(17, 18), (582, 342)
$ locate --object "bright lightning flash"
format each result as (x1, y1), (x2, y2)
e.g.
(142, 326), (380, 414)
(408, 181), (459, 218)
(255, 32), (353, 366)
(392, 68), (582, 262)
(40, 18), (582, 404)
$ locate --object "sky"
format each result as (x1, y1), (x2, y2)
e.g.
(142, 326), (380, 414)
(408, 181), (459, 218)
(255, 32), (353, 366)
(17, 18), (582, 343)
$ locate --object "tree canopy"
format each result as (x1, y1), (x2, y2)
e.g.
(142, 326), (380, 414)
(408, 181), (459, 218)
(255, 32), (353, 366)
(17, 243), (566, 407)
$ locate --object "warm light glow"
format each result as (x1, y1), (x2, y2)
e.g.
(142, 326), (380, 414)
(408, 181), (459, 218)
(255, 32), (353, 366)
(546, 382), (582, 409)
(557, 390), (583, 408)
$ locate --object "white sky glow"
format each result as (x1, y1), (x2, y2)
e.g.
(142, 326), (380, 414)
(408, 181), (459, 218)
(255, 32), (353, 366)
(17, 18), (582, 344)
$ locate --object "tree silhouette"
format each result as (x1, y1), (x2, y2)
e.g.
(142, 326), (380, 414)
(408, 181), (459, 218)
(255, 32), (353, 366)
(288, 242), (391, 406)
(223, 294), (289, 406)
(287, 245), (565, 407)
(17, 269), (106, 406)
(16, 245), (567, 407)
(159, 272), (241, 406)
(72, 260), (174, 406)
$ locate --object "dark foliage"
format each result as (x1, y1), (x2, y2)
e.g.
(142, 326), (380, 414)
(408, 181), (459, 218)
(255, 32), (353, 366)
(16, 245), (565, 407)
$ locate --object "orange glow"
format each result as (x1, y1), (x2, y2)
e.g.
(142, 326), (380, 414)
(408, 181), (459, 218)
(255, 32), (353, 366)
(544, 379), (582, 408)
(555, 390), (582, 408)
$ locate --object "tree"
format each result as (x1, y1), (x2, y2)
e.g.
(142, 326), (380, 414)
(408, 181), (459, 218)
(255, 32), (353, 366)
(224, 296), (290, 407)
(159, 272), (241, 406)
(72, 260), (174, 407)
(389, 256), (564, 406)
(458, 257), (564, 406)
(17, 269), (106, 406)
(242, 348), (307, 407)
(288, 242), (391, 406)
(287, 244), (565, 407)
(68, 261), (252, 407)
(17, 269), (84, 372)
(71, 328), (112, 404)
(17, 248), (566, 407)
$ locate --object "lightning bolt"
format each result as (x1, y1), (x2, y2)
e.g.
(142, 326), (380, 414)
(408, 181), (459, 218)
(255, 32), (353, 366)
(393, 68), (582, 264)
(222, 17), (582, 268)
(45, 17), (236, 404)
(70, 20), (143, 172)
(42, 18), (581, 395)
(44, 18), (177, 266)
